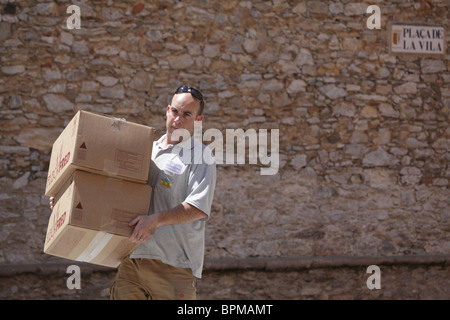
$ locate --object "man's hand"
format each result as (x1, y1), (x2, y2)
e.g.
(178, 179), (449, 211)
(128, 215), (159, 243)
(50, 197), (55, 210)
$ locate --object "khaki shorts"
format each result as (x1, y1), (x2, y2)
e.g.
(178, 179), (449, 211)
(110, 257), (197, 300)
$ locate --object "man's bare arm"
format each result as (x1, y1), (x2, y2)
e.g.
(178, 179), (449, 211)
(128, 202), (207, 243)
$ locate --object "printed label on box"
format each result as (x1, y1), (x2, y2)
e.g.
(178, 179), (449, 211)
(101, 208), (137, 235)
(114, 149), (144, 173)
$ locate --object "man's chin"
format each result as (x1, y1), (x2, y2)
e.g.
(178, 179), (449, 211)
(169, 127), (182, 134)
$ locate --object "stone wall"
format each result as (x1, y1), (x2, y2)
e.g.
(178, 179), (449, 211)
(0, 0), (449, 299)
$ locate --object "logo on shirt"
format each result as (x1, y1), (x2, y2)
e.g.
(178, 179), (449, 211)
(160, 178), (173, 189)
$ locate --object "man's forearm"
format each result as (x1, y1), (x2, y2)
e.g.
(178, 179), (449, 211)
(128, 202), (207, 243)
(155, 202), (208, 227)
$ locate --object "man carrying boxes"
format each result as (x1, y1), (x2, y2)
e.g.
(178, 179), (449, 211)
(45, 85), (217, 300)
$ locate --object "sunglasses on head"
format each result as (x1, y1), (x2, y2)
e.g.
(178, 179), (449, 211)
(175, 86), (204, 101)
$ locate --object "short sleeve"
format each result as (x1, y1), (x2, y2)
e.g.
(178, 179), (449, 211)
(184, 148), (217, 218)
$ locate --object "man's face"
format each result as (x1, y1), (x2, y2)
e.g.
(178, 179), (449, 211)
(166, 93), (204, 144)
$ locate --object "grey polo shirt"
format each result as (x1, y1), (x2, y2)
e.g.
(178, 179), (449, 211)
(130, 134), (216, 278)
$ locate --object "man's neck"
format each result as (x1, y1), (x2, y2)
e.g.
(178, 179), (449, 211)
(162, 135), (172, 148)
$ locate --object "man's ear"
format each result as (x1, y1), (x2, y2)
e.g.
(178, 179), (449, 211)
(196, 114), (204, 122)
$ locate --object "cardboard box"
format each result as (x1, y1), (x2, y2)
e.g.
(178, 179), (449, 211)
(45, 110), (154, 196)
(44, 170), (152, 268)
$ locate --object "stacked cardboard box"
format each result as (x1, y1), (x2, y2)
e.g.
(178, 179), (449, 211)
(43, 111), (154, 268)
(45, 110), (154, 197)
